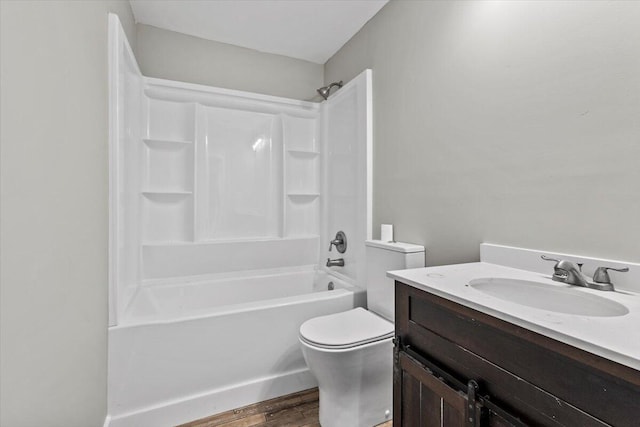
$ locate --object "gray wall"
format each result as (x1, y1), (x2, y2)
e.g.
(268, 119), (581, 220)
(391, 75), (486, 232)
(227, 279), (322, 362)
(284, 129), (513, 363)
(0, 1), (136, 426)
(325, 0), (640, 266)
(136, 23), (324, 101)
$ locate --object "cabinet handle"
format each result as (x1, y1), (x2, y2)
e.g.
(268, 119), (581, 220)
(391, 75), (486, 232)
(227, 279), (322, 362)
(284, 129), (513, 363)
(467, 380), (479, 426)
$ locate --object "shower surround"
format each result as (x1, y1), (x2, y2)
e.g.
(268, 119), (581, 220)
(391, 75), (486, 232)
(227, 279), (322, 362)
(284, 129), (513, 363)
(107, 15), (372, 427)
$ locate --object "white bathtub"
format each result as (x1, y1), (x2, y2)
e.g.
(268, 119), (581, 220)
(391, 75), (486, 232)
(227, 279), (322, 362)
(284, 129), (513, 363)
(107, 266), (363, 427)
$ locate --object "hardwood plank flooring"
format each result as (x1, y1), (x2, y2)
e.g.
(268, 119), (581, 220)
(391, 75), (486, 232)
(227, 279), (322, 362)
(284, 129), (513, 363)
(178, 388), (393, 427)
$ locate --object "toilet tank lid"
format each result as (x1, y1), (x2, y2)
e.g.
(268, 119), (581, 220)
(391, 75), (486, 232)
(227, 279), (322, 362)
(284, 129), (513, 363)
(365, 240), (424, 253)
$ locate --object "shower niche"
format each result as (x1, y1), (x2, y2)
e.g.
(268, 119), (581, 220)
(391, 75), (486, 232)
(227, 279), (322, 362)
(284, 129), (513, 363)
(141, 98), (195, 243)
(284, 115), (320, 237)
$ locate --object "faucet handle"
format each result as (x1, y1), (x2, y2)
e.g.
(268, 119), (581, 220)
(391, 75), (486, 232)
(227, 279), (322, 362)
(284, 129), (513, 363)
(541, 255), (560, 264)
(542, 255), (568, 282)
(328, 231), (347, 254)
(328, 238), (342, 251)
(593, 266), (629, 284)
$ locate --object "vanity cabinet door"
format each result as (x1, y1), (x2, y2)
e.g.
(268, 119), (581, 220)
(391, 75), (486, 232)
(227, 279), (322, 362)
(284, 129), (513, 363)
(395, 351), (484, 426)
(395, 348), (524, 427)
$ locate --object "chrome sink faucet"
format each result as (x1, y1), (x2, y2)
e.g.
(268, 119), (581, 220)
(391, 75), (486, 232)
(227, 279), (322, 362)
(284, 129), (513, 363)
(541, 255), (588, 287)
(541, 255), (628, 291)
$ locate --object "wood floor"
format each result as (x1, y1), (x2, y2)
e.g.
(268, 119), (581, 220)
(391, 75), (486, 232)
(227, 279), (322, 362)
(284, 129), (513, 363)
(178, 388), (393, 427)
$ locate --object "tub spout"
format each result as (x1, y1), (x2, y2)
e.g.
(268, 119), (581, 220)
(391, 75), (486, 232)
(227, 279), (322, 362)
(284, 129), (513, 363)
(326, 258), (345, 267)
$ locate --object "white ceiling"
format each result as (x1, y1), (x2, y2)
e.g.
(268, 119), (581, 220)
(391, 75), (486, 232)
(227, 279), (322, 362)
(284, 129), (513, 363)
(129, 0), (388, 64)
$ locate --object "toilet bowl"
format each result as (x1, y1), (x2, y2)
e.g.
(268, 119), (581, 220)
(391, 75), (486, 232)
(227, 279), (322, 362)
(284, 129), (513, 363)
(300, 240), (425, 427)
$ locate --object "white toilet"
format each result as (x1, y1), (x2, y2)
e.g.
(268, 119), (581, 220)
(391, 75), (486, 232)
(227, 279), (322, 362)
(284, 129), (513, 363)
(299, 240), (425, 427)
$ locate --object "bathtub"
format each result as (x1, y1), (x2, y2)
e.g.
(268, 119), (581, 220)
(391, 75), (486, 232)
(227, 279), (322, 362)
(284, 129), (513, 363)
(107, 266), (363, 427)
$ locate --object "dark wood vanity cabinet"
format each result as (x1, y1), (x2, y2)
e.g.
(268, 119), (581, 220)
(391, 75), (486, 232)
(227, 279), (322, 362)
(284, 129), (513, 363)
(393, 281), (640, 427)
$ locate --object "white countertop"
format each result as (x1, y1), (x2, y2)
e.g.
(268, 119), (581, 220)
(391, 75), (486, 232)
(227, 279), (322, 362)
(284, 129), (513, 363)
(388, 262), (640, 371)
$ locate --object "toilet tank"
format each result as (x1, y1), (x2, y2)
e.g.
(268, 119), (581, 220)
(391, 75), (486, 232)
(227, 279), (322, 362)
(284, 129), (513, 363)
(365, 240), (425, 322)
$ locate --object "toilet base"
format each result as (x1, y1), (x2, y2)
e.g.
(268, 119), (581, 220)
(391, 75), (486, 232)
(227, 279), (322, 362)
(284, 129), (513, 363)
(300, 337), (393, 427)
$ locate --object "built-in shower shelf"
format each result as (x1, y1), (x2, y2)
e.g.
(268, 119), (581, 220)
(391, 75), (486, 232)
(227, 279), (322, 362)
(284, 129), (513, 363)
(287, 193), (320, 199)
(143, 138), (193, 148)
(287, 150), (320, 156)
(141, 239), (192, 245)
(142, 191), (193, 198)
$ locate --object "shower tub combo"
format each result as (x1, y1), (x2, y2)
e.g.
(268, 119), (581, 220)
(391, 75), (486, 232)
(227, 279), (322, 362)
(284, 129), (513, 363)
(108, 15), (372, 427)
(108, 268), (363, 427)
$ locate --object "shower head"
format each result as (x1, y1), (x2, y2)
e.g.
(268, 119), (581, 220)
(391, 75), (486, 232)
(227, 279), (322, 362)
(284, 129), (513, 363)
(317, 81), (343, 100)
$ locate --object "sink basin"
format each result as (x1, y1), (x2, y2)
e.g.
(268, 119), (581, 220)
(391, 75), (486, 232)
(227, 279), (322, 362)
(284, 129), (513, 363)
(469, 278), (629, 317)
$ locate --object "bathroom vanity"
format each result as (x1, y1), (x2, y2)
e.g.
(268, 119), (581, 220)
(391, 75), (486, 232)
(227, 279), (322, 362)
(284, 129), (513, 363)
(389, 247), (640, 426)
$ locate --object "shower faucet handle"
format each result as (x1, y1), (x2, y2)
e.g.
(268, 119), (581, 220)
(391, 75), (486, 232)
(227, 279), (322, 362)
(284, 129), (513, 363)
(328, 231), (347, 254)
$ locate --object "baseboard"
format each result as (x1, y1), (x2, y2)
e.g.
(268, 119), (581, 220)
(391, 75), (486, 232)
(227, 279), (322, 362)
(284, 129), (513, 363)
(106, 368), (317, 427)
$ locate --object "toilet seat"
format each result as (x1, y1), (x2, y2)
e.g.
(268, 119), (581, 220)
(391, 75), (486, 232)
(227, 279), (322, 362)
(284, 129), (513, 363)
(299, 307), (394, 350)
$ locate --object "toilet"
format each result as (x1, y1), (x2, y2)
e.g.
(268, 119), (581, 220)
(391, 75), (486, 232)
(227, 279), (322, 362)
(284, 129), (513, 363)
(299, 240), (425, 427)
